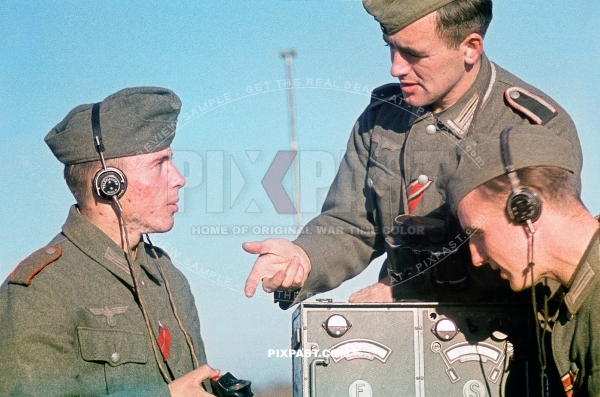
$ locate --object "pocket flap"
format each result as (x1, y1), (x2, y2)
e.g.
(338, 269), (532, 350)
(78, 327), (148, 366)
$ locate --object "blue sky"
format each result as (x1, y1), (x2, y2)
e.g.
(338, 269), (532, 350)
(1, 0), (599, 389)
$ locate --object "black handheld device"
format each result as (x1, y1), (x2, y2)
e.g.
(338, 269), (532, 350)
(210, 372), (253, 397)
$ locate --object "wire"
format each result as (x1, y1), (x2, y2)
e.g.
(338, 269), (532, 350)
(112, 196), (174, 383)
(146, 234), (201, 369)
(528, 231), (549, 397)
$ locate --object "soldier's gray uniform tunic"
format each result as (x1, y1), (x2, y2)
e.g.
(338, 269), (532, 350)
(292, 54), (582, 304)
(0, 206), (208, 396)
(551, 226), (600, 397)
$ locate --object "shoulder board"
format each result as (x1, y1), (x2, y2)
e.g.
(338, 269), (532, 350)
(369, 83), (403, 106)
(8, 246), (62, 286)
(504, 87), (558, 125)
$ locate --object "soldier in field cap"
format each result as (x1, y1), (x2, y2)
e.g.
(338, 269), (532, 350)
(446, 125), (600, 396)
(242, 1), (582, 393)
(244, 0), (583, 306)
(363, 0), (457, 35)
(0, 87), (218, 396)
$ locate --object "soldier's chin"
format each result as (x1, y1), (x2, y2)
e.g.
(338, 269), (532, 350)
(164, 219), (175, 232)
(400, 91), (428, 108)
(509, 277), (529, 292)
(150, 219), (175, 234)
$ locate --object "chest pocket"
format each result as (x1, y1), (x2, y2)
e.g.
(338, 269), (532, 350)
(78, 327), (148, 366)
(368, 130), (405, 234)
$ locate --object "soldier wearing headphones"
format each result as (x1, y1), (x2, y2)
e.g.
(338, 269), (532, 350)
(446, 125), (600, 396)
(0, 87), (218, 396)
(243, 0), (583, 306)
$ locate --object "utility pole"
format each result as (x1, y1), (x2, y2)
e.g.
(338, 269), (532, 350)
(280, 49), (302, 235)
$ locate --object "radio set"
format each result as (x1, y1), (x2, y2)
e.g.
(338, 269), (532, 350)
(292, 302), (537, 397)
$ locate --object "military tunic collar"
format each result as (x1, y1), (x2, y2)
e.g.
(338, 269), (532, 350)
(563, 225), (600, 316)
(411, 53), (496, 139)
(61, 205), (161, 288)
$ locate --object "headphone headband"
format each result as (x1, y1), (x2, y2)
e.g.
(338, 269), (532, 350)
(91, 102), (104, 154)
(91, 102), (127, 200)
(500, 126), (522, 193)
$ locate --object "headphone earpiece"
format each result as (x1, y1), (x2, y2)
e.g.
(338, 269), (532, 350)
(500, 126), (542, 229)
(506, 187), (541, 224)
(93, 166), (127, 200)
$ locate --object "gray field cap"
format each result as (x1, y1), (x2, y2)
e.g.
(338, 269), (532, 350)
(45, 86), (181, 165)
(446, 125), (578, 214)
(363, 0), (456, 35)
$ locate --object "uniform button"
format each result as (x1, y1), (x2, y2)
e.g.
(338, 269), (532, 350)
(45, 248), (56, 255)
(367, 178), (373, 188)
(570, 362), (578, 373)
(111, 352), (121, 363)
(425, 124), (437, 135)
(509, 90), (521, 100)
(418, 175), (429, 185)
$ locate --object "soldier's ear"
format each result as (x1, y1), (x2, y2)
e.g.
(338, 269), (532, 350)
(461, 33), (483, 66)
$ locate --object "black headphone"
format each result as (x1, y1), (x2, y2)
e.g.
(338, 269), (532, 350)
(500, 126), (541, 232)
(91, 102), (127, 200)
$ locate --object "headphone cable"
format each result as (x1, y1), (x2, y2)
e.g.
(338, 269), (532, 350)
(528, 231), (549, 397)
(146, 234), (201, 370)
(112, 196), (174, 383)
